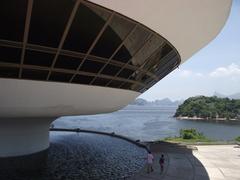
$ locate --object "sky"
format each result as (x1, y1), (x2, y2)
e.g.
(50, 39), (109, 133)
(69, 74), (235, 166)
(140, 0), (240, 101)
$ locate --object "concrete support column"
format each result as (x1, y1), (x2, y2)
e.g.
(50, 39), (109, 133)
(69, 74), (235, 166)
(0, 118), (53, 170)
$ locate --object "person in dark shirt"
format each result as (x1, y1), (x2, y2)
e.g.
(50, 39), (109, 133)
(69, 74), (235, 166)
(159, 154), (164, 173)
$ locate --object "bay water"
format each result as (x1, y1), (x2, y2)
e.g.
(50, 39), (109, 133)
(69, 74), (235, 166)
(54, 105), (240, 141)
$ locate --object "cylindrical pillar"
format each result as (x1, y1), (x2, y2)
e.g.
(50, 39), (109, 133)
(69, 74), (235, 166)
(0, 118), (53, 170)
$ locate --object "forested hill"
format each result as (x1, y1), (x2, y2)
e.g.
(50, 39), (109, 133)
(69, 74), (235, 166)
(174, 96), (240, 120)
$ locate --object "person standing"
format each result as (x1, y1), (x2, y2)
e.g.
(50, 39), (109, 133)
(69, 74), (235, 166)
(147, 151), (154, 173)
(159, 154), (165, 173)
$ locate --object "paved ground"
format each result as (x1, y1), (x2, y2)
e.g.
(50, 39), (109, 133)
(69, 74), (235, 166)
(194, 145), (240, 180)
(129, 143), (240, 180)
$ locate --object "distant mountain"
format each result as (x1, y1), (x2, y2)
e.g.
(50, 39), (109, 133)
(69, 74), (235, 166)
(229, 93), (240, 100)
(130, 92), (240, 107)
(213, 92), (226, 98)
(154, 98), (182, 106)
(130, 98), (183, 107)
(213, 92), (240, 100)
(129, 98), (148, 106)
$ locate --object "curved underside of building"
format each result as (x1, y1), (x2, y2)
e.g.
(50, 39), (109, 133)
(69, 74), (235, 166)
(0, 0), (182, 118)
(0, 0), (232, 168)
(0, 0), (232, 118)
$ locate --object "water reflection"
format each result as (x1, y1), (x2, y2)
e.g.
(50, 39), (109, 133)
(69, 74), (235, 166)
(1, 132), (146, 180)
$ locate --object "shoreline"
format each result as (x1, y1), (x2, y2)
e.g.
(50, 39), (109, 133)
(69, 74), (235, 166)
(50, 128), (239, 146)
(175, 116), (240, 123)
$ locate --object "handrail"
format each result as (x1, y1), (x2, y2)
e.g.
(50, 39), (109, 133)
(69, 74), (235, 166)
(50, 128), (149, 151)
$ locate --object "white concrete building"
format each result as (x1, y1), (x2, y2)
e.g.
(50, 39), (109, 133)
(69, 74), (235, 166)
(0, 0), (232, 169)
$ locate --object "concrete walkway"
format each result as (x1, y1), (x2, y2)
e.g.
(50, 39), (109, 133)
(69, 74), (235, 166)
(193, 145), (240, 180)
(129, 143), (240, 180)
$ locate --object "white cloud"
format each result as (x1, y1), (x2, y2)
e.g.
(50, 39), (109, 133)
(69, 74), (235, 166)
(178, 70), (192, 77)
(209, 63), (240, 78)
(196, 73), (204, 77)
(176, 70), (204, 78)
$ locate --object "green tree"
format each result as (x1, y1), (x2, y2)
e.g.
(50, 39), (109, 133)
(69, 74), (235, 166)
(175, 96), (240, 120)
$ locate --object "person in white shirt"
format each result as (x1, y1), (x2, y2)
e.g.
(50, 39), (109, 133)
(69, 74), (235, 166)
(147, 151), (154, 173)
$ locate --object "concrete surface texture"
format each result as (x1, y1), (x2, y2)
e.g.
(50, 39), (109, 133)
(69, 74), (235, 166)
(194, 145), (240, 180)
(129, 143), (240, 180)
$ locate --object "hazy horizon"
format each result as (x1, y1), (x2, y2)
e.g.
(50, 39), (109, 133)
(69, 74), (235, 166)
(136, 91), (239, 102)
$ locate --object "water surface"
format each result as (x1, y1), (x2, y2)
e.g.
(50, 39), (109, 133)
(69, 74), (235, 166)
(1, 132), (146, 180)
(55, 106), (240, 141)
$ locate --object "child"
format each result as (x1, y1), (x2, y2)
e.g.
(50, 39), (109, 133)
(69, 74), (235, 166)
(159, 154), (164, 173)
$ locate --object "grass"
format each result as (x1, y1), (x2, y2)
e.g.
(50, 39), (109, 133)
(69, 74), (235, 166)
(235, 136), (240, 142)
(164, 136), (212, 143)
(162, 129), (240, 145)
(163, 128), (213, 144)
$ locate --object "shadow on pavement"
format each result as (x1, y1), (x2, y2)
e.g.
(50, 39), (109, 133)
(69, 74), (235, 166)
(130, 141), (210, 180)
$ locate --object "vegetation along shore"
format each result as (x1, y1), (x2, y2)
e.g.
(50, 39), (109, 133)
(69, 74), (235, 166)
(163, 128), (240, 145)
(174, 96), (240, 122)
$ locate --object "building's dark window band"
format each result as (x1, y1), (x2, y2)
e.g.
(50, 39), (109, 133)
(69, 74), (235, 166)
(0, 43), (169, 79)
(0, 60), (178, 93)
(0, 41), (157, 77)
(0, 0), (181, 93)
(0, 62), (147, 87)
